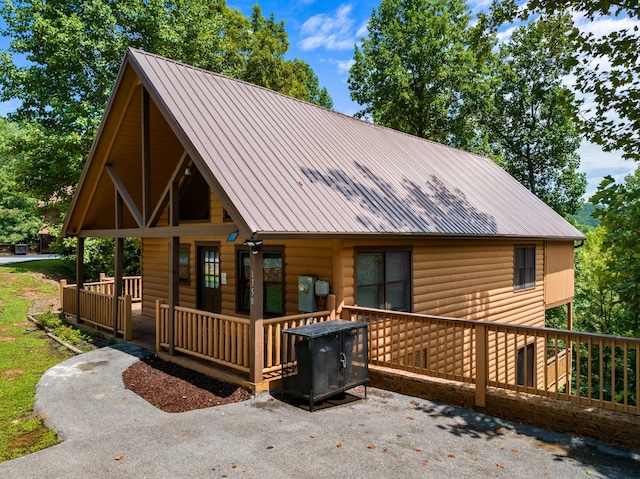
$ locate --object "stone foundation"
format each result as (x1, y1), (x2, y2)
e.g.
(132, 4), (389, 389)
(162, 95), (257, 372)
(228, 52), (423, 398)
(369, 365), (640, 451)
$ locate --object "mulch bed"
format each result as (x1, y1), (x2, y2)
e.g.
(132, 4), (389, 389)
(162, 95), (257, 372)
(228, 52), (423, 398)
(122, 355), (252, 413)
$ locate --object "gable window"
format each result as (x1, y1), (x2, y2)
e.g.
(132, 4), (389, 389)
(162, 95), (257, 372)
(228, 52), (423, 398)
(179, 165), (210, 221)
(514, 245), (535, 291)
(356, 249), (411, 312)
(237, 248), (284, 317)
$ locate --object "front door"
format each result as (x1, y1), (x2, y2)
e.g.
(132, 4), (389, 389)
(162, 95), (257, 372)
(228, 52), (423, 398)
(197, 245), (221, 313)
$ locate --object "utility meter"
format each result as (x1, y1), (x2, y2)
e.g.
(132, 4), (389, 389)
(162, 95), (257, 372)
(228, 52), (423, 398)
(298, 275), (317, 312)
(315, 280), (330, 297)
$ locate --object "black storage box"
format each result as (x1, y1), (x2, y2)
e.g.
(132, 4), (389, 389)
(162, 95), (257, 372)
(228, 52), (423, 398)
(281, 320), (368, 411)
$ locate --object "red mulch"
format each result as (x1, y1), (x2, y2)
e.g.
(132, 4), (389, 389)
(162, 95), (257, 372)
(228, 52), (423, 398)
(122, 356), (252, 413)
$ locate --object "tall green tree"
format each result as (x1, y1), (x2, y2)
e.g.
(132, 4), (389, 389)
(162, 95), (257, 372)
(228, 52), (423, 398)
(494, 0), (640, 162)
(348, 0), (497, 152)
(488, 16), (586, 216)
(0, 0), (332, 203)
(590, 169), (640, 336)
(0, 118), (42, 244)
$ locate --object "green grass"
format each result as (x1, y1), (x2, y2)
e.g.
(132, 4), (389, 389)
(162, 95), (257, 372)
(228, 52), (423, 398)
(0, 260), (74, 462)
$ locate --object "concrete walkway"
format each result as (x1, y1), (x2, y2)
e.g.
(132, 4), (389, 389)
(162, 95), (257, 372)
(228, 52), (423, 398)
(1, 343), (638, 478)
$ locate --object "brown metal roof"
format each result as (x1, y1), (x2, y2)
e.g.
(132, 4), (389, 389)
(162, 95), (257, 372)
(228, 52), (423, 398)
(65, 49), (585, 240)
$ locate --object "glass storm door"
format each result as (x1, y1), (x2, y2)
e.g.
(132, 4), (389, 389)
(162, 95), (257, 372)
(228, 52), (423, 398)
(197, 246), (221, 313)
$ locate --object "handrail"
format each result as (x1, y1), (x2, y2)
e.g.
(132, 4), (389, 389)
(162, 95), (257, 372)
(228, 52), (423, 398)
(343, 305), (639, 415)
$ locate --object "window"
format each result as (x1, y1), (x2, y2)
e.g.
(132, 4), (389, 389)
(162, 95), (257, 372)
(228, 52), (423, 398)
(517, 343), (535, 387)
(356, 249), (411, 311)
(514, 245), (535, 291)
(237, 249), (284, 317)
(179, 166), (210, 221)
(179, 244), (190, 284)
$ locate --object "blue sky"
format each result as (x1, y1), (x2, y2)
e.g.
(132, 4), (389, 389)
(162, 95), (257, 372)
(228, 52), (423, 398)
(1, 0), (636, 198)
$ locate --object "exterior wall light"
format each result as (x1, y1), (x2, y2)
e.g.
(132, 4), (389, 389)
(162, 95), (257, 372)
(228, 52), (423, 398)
(243, 234), (263, 254)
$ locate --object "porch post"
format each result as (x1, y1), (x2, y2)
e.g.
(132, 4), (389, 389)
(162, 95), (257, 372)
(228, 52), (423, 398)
(76, 237), (84, 323)
(113, 191), (123, 337)
(474, 322), (487, 408)
(249, 249), (264, 384)
(113, 236), (123, 337)
(567, 301), (573, 331)
(168, 236), (179, 355)
(168, 180), (179, 355)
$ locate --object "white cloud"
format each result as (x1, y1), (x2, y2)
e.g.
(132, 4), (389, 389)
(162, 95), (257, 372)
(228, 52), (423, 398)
(574, 13), (640, 38)
(336, 59), (355, 74)
(578, 140), (634, 199)
(299, 4), (362, 51)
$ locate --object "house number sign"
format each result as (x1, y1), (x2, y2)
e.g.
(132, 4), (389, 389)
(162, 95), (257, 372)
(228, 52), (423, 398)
(250, 270), (255, 306)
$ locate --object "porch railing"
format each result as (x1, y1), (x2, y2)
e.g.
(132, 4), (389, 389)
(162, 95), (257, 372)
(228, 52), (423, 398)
(83, 274), (142, 302)
(156, 302), (334, 378)
(156, 301), (251, 374)
(60, 283), (132, 340)
(343, 306), (640, 416)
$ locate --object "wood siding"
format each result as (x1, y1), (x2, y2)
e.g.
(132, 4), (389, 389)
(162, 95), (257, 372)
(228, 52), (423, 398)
(144, 234), (574, 330)
(544, 241), (575, 309)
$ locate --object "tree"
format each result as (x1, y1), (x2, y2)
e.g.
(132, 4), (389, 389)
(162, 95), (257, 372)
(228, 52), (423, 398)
(590, 169), (640, 336)
(0, 0), (332, 202)
(348, 0), (496, 152)
(0, 118), (42, 244)
(494, 0), (640, 162)
(488, 16), (586, 216)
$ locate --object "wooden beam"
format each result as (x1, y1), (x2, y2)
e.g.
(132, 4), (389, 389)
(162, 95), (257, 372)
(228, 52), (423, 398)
(142, 87), (151, 225)
(78, 223), (240, 239)
(168, 180), (179, 355)
(249, 249), (264, 384)
(105, 164), (143, 228)
(146, 150), (189, 228)
(76, 237), (85, 324)
(113, 191), (123, 337)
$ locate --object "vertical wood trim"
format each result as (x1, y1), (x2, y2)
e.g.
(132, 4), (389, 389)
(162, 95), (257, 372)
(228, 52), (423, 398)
(250, 249), (264, 383)
(59, 279), (67, 315)
(168, 181), (179, 355)
(475, 322), (487, 407)
(332, 239), (344, 314)
(142, 87), (151, 225)
(169, 236), (179, 355)
(113, 192), (123, 336)
(76, 237), (85, 323)
(155, 299), (162, 352)
(114, 237), (123, 337)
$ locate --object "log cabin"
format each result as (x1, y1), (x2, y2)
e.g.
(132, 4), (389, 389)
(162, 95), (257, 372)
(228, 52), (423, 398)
(62, 48), (585, 390)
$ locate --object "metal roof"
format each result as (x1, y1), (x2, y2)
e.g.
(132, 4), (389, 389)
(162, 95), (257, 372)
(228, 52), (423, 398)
(66, 49), (585, 240)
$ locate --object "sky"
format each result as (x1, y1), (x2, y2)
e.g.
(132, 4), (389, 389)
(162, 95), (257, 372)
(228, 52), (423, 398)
(0, 0), (636, 199)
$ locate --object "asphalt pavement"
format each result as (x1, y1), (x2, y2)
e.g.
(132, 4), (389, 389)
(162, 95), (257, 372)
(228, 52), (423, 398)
(0, 254), (60, 265)
(1, 343), (639, 478)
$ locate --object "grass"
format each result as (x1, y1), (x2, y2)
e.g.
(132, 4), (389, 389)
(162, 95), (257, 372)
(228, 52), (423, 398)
(0, 259), (75, 462)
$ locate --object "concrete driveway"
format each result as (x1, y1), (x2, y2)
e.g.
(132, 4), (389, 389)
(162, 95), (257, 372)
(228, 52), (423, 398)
(1, 343), (638, 478)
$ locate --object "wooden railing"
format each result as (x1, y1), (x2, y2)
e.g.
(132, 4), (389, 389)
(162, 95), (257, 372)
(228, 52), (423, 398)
(83, 274), (142, 302)
(156, 301), (251, 374)
(59, 283), (132, 340)
(262, 310), (334, 375)
(155, 304), (334, 378)
(342, 306), (640, 416)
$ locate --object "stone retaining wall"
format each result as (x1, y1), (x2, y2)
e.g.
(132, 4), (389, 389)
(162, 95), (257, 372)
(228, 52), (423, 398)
(369, 366), (640, 451)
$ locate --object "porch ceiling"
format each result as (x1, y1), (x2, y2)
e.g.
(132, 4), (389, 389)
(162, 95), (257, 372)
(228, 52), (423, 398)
(74, 83), (187, 231)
